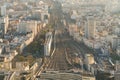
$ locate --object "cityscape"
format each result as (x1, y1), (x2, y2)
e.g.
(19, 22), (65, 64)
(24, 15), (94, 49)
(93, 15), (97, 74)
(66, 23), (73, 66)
(0, 0), (120, 80)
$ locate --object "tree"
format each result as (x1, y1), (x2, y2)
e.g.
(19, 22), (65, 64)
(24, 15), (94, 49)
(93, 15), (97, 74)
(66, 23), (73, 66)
(27, 55), (34, 63)
(18, 56), (26, 61)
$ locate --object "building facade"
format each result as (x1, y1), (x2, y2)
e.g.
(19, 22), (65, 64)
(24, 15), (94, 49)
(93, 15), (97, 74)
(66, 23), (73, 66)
(85, 16), (96, 39)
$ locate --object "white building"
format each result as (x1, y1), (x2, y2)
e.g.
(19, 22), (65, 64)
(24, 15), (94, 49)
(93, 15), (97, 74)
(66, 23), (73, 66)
(44, 32), (52, 56)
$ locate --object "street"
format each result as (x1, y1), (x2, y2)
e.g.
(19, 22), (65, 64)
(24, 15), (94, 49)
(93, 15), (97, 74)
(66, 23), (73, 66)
(33, 0), (97, 79)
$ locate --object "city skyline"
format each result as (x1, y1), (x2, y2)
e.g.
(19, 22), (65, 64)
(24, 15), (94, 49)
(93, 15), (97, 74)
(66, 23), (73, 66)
(0, 0), (120, 80)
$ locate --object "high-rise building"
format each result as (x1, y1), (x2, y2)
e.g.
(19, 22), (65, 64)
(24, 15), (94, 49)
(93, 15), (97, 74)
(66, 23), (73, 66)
(85, 15), (96, 39)
(0, 16), (9, 35)
(0, 5), (6, 16)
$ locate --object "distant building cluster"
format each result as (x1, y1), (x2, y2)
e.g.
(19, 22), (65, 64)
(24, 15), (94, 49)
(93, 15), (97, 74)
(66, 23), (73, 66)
(61, 0), (120, 80)
(0, 0), (50, 79)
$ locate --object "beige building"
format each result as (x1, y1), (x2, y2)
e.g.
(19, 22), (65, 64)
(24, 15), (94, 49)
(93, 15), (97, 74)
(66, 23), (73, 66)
(115, 71), (120, 80)
(30, 62), (38, 74)
(17, 21), (38, 37)
(85, 54), (95, 65)
(69, 23), (79, 36)
(16, 61), (29, 71)
(82, 76), (96, 80)
(19, 34), (34, 53)
(0, 62), (12, 70)
(115, 61), (120, 71)
(85, 54), (96, 73)
(85, 16), (96, 39)
(116, 46), (120, 56)
(0, 50), (18, 70)
(82, 73), (96, 80)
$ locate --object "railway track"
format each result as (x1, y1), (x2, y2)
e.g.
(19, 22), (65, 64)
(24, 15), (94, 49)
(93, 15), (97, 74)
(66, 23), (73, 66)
(45, 26), (84, 71)
(34, 27), (85, 79)
(46, 29), (72, 71)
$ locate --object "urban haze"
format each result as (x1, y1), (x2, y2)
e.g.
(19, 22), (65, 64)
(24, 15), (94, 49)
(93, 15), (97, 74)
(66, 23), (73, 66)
(0, 0), (120, 80)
